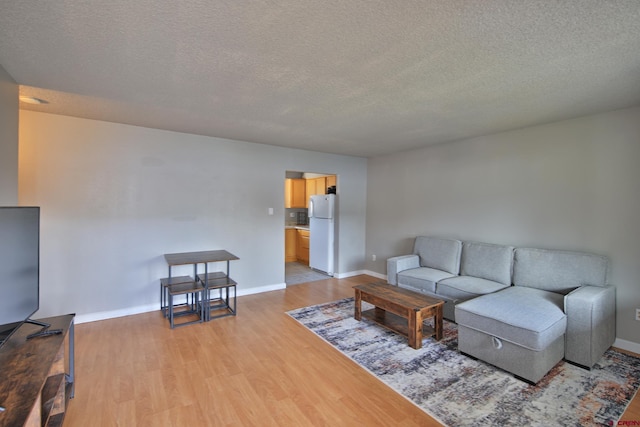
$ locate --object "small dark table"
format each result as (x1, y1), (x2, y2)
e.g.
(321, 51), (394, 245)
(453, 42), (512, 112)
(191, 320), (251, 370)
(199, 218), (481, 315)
(162, 250), (239, 327)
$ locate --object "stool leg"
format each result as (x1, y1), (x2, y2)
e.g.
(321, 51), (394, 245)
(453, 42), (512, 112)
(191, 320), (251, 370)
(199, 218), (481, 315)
(204, 287), (209, 322)
(201, 290), (205, 322)
(232, 286), (236, 315)
(169, 293), (174, 329)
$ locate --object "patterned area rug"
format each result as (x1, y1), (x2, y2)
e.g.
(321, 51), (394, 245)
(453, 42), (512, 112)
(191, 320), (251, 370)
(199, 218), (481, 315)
(287, 298), (640, 427)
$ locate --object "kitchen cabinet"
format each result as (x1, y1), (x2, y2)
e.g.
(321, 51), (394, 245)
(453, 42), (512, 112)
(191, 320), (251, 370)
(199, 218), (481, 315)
(297, 229), (310, 265)
(285, 178), (306, 208)
(305, 179), (316, 204)
(305, 177), (326, 207)
(326, 175), (336, 188)
(315, 177), (327, 195)
(285, 228), (297, 262)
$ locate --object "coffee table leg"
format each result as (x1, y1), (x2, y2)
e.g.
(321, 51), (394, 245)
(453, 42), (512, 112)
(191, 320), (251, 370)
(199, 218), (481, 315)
(408, 309), (423, 349)
(434, 304), (443, 341)
(354, 289), (362, 320)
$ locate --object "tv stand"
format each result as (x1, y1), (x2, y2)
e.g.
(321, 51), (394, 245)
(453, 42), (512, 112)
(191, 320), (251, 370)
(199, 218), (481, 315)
(0, 314), (75, 427)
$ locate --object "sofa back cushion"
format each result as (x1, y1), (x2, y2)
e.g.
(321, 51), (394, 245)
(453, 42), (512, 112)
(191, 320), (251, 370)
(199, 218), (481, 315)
(413, 236), (462, 275)
(460, 241), (514, 286)
(513, 247), (608, 294)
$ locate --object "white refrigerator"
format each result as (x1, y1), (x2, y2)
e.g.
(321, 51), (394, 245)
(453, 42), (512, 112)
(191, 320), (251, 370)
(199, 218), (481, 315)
(308, 194), (335, 276)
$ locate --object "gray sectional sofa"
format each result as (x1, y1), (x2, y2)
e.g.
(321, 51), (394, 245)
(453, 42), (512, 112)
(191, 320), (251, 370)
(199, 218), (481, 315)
(386, 236), (616, 383)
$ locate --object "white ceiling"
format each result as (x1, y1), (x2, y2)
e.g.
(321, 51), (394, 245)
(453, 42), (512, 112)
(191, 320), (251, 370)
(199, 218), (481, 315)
(1, 1), (639, 157)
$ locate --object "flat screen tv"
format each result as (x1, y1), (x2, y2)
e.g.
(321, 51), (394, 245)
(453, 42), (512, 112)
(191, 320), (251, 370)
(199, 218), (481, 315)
(0, 207), (40, 348)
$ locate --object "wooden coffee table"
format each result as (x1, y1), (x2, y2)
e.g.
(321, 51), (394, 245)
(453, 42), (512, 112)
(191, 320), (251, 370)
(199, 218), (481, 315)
(353, 283), (444, 349)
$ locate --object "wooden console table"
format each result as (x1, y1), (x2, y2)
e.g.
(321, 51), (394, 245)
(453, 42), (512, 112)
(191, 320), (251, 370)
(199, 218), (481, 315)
(162, 250), (239, 327)
(0, 314), (75, 427)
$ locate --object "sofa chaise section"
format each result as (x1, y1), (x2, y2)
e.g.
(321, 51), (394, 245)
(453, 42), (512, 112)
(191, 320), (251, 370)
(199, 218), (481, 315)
(513, 247), (615, 369)
(455, 247), (615, 383)
(456, 286), (567, 383)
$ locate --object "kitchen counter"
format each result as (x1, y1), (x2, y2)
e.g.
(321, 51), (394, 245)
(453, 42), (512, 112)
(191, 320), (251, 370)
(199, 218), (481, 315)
(286, 225), (309, 230)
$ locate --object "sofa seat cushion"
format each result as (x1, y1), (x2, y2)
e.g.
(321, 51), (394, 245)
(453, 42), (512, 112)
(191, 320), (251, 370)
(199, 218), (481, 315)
(455, 287), (567, 351)
(436, 275), (510, 302)
(397, 267), (455, 293)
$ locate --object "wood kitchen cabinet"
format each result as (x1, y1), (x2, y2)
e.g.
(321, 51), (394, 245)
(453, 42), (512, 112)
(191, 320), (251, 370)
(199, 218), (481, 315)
(305, 177), (326, 207)
(326, 175), (336, 188)
(297, 229), (310, 265)
(285, 178), (306, 208)
(285, 228), (297, 262)
(305, 178), (317, 204)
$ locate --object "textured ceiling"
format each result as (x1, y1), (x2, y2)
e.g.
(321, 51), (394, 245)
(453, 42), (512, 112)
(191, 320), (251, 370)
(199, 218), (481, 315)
(1, 1), (639, 157)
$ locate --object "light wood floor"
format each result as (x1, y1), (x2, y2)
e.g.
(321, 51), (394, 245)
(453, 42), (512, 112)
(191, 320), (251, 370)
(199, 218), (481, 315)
(64, 275), (639, 426)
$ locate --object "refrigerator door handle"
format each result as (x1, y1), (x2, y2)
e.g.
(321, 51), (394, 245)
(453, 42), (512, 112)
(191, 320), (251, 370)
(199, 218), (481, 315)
(308, 199), (314, 218)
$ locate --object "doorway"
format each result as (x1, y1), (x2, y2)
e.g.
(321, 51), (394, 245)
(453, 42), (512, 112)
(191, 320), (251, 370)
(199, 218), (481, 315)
(285, 261), (331, 285)
(284, 171), (337, 286)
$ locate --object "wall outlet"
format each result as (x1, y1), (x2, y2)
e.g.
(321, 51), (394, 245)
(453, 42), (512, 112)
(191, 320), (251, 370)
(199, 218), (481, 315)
(636, 308), (640, 321)
(371, 254), (376, 261)
(289, 212), (295, 218)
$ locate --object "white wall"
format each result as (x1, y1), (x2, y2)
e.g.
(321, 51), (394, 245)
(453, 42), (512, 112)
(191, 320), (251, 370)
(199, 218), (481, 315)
(19, 111), (367, 322)
(366, 106), (640, 346)
(0, 64), (18, 205)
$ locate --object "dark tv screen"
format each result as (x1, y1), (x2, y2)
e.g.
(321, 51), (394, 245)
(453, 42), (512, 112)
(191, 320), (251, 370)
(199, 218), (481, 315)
(0, 207), (40, 346)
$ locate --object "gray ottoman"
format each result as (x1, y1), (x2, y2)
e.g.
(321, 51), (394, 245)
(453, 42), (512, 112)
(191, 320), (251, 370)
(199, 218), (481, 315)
(455, 286), (567, 384)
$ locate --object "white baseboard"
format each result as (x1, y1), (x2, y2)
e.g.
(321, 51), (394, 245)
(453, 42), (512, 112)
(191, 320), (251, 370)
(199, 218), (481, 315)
(75, 303), (158, 324)
(238, 283), (287, 296)
(333, 270), (365, 279)
(363, 270), (387, 280)
(75, 282), (287, 324)
(613, 338), (640, 355)
(334, 269), (387, 280)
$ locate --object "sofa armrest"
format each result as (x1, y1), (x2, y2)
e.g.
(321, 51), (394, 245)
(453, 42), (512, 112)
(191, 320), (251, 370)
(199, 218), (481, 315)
(386, 255), (420, 285)
(564, 285), (616, 368)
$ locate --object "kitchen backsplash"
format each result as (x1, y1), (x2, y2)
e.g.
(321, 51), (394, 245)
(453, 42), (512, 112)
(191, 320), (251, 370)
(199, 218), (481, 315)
(285, 208), (308, 225)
